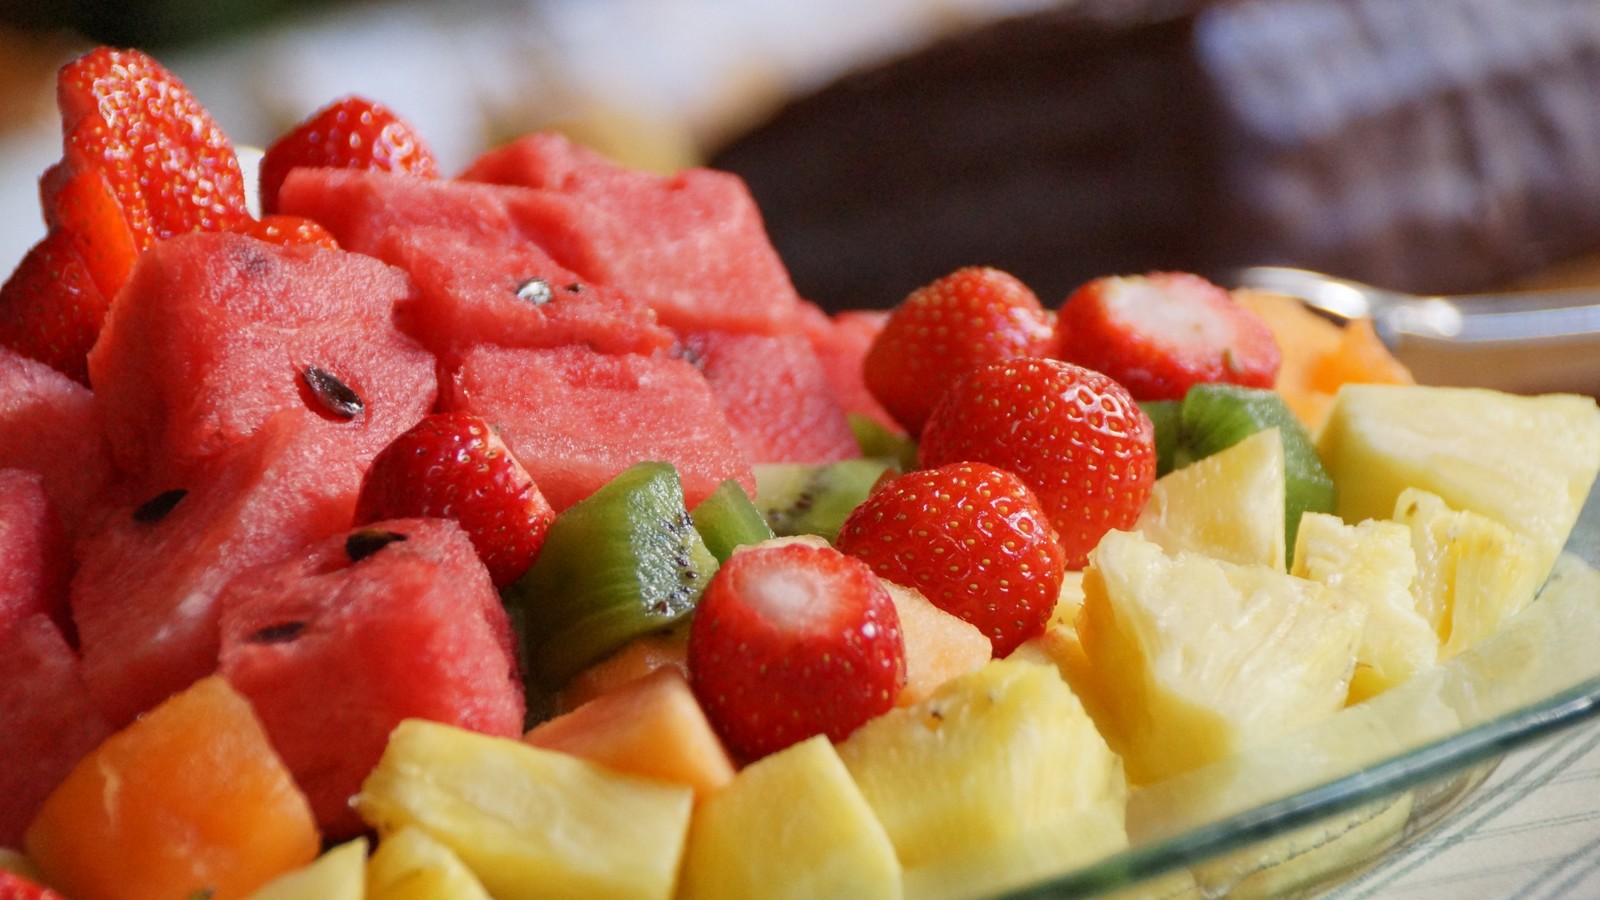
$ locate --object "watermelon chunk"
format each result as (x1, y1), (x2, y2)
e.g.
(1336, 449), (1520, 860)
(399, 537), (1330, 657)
(218, 517), (524, 839)
(0, 347), (113, 534)
(0, 614), (114, 847)
(277, 167), (531, 257)
(71, 410), (369, 727)
(682, 330), (859, 464)
(462, 132), (805, 336)
(87, 232), (437, 487)
(0, 469), (73, 642)
(444, 344), (754, 511)
(376, 226), (674, 367)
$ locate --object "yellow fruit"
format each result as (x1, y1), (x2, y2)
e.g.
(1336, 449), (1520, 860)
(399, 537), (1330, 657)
(836, 659), (1127, 891)
(1317, 383), (1600, 579)
(355, 719), (693, 900)
(367, 827), (493, 900)
(1078, 530), (1365, 784)
(1136, 427), (1288, 570)
(244, 838), (367, 900)
(1292, 512), (1437, 703)
(677, 735), (901, 900)
(1394, 488), (1545, 659)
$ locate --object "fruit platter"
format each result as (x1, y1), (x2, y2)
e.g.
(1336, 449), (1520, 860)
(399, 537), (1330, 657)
(2, 45), (1600, 900)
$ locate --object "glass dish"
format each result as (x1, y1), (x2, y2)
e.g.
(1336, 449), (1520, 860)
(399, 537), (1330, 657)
(990, 481), (1600, 899)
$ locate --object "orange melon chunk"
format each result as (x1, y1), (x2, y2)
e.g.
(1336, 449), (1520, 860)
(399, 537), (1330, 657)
(525, 668), (736, 797)
(24, 676), (320, 900)
(885, 582), (993, 707)
(554, 628), (688, 714)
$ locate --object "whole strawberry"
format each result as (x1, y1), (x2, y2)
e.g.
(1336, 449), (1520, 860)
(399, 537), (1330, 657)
(0, 230), (108, 386)
(1055, 272), (1280, 401)
(688, 540), (905, 762)
(353, 412), (553, 587)
(863, 266), (1056, 436)
(836, 462), (1064, 656)
(919, 358), (1156, 569)
(259, 96), (440, 215)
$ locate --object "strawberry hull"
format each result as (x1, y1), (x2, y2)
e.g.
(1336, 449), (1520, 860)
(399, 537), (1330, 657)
(218, 518), (524, 839)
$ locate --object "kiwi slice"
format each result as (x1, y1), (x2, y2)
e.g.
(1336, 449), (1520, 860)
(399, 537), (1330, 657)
(502, 461), (718, 695)
(848, 412), (919, 472)
(1139, 399), (1183, 477)
(1175, 384), (1337, 553)
(753, 458), (896, 544)
(690, 478), (774, 563)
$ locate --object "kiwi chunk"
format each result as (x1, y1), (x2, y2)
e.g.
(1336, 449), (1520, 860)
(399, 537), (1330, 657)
(1139, 400), (1182, 477)
(848, 412), (918, 472)
(753, 458), (896, 543)
(690, 478), (774, 563)
(503, 461), (718, 694)
(1175, 384), (1337, 553)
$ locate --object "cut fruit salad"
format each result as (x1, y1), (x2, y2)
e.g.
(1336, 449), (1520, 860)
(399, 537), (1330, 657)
(1, 45), (1599, 900)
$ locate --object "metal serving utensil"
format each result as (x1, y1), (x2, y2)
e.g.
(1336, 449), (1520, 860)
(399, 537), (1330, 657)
(1225, 266), (1600, 396)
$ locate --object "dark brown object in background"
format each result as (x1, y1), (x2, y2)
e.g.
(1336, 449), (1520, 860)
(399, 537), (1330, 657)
(711, 0), (1600, 310)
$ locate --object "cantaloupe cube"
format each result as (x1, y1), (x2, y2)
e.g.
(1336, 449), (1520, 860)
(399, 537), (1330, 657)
(524, 667), (735, 798)
(367, 827), (492, 900)
(244, 837), (366, 900)
(884, 581), (991, 706)
(677, 735), (901, 899)
(554, 629), (687, 714)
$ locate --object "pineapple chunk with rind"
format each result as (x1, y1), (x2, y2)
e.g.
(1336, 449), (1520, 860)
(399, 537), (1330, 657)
(1137, 427), (1288, 570)
(1394, 488), (1545, 660)
(1079, 530), (1365, 784)
(677, 735), (900, 900)
(355, 719), (693, 900)
(836, 659), (1127, 879)
(1292, 512), (1437, 703)
(1317, 383), (1600, 579)
(245, 837), (367, 900)
(367, 827), (493, 900)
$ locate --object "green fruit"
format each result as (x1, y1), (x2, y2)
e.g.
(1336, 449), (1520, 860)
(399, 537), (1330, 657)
(503, 461), (718, 694)
(1139, 400), (1182, 477)
(848, 412), (918, 473)
(1175, 385), (1336, 554)
(690, 479), (774, 564)
(753, 458), (896, 544)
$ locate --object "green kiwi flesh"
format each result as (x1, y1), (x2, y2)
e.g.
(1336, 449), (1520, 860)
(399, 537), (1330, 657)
(753, 458), (896, 544)
(690, 478), (774, 563)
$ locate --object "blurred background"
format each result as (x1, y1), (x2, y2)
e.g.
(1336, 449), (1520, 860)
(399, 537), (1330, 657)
(4, 0), (1600, 309)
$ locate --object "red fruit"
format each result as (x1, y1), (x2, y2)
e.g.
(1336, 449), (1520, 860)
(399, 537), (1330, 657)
(863, 266), (1056, 435)
(918, 358), (1156, 569)
(0, 869), (69, 900)
(0, 230), (109, 386)
(40, 162), (140, 301)
(227, 215), (341, 251)
(836, 462), (1064, 656)
(259, 96), (440, 215)
(56, 47), (251, 245)
(353, 412), (554, 587)
(688, 541), (905, 761)
(1055, 271), (1281, 401)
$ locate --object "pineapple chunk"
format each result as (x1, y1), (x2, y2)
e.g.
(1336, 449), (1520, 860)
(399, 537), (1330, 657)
(1137, 427), (1288, 570)
(1317, 383), (1600, 578)
(1078, 530), (1365, 784)
(355, 719), (693, 900)
(677, 735), (901, 900)
(367, 827), (493, 900)
(1394, 489), (1545, 659)
(836, 659), (1127, 892)
(1292, 512), (1437, 703)
(244, 838), (367, 900)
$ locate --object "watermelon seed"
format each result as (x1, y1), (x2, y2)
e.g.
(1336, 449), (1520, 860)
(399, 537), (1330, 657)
(302, 365), (364, 418)
(515, 277), (553, 305)
(346, 528), (409, 562)
(248, 621), (307, 644)
(564, 282), (584, 293)
(133, 488), (188, 523)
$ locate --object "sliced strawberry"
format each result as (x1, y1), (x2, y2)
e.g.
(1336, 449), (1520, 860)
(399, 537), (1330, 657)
(0, 230), (110, 386)
(258, 96), (440, 216)
(56, 47), (251, 244)
(0, 869), (70, 899)
(1055, 272), (1281, 401)
(39, 162), (140, 301)
(836, 462), (1064, 656)
(863, 266), (1056, 436)
(353, 412), (554, 587)
(227, 215), (341, 251)
(688, 541), (905, 761)
(918, 358), (1156, 569)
